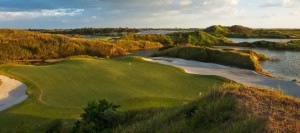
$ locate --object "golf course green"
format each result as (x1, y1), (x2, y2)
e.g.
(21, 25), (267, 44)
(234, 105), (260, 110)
(0, 57), (229, 131)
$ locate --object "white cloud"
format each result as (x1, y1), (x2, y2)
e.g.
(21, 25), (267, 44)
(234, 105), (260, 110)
(261, 0), (300, 8)
(180, 0), (193, 6)
(0, 8), (84, 21)
(152, 0), (174, 5)
(202, 0), (241, 15)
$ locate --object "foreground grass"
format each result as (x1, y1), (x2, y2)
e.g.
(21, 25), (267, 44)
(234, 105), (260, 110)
(115, 83), (300, 133)
(0, 57), (228, 132)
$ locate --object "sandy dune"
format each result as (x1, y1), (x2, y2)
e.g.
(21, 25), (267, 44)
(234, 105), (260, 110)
(0, 75), (28, 111)
(144, 57), (300, 98)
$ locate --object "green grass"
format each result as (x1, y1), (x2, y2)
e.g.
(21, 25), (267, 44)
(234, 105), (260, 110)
(0, 57), (229, 132)
(114, 85), (266, 132)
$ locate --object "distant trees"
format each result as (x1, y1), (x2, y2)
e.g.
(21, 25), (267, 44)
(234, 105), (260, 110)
(33, 28), (139, 35)
(73, 99), (121, 133)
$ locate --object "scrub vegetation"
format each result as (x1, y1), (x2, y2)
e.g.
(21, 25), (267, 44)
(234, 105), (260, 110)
(153, 46), (265, 72)
(0, 29), (168, 63)
(204, 25), (300, 39)
(168, 31), (231, 46)
(227, 40), (300, 51)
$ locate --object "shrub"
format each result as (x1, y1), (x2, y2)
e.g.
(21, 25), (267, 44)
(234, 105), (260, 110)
(45, 119), (64, 133)
(73, 99), (121, 133)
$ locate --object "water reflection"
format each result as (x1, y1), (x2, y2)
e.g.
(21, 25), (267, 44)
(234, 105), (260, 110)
(214, 46), (300, 81)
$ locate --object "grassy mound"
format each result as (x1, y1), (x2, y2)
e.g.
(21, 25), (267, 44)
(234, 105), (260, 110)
(114, 83), (300, 132)
(0, 57), (229, 132)
(121, 33), (173, 47)
(153, 46), (264, 72)
(203, 25), (229, 34)
(168, 31), (231, 46)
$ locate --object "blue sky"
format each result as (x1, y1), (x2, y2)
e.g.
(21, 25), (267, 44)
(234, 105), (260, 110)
(0, 0), (299, 29)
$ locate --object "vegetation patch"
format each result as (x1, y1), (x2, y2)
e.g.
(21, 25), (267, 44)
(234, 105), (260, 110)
(94, 83), (299, 132)
(204, 25), (300, 39)
(0, 29), (168, 62)
(227, 40), (300, 51)
(221, 83), (300, 132)
(153, 46), (265, 72)
(168, 31), (231, 46)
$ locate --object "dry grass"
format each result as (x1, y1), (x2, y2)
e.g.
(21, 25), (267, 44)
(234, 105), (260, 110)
(221, 83), (300, 132)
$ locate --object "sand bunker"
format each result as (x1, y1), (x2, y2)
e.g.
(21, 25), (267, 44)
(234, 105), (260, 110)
(144, 57), (300, 98)
(0, 75), (28, 111)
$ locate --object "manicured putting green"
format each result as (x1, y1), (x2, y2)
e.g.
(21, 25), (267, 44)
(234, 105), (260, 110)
(10, 57), (226, 109)
(0, 57), (228, 131)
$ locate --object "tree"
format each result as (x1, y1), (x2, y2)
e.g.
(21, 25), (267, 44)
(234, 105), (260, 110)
(73, 99), (121, 133)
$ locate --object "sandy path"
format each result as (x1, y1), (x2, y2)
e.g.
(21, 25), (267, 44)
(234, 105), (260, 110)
(143, 57), (300, 98)
(0, 75), (28, 111)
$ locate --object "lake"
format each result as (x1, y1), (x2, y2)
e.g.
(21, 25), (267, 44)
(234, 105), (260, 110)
(214, 46), (300, 81)
(228, 38), (300, 43)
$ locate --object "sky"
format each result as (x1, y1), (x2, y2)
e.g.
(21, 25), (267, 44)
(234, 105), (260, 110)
(0, 0), (299, 29)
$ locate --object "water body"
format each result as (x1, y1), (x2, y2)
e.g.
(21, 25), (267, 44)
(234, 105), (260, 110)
(228, 38), (300, 43)
(214, 46), (300, 81)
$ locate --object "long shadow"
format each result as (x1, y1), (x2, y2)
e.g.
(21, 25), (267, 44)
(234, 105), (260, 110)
(0, 113), (75, 132)
(0, 84), (28, 111)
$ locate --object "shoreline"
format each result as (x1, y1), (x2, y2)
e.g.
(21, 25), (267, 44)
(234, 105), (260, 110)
(0, 75), (28, 111)
(143, 57), (300, 98)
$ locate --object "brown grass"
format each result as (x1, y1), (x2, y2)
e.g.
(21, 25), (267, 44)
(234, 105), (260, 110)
(220, 83), (300, 132)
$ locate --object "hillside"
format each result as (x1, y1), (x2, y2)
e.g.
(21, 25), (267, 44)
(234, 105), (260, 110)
(168, 31), (231, 46)
(0, 29), (165, 62)
(114, 83), (300, 132)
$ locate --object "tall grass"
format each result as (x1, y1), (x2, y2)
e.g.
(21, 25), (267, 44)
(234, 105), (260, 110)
(114, 84), (266, 132)
(153, 46), (264, 72)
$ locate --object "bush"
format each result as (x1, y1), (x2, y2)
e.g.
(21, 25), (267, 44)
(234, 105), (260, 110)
(45, 119), (64, 133)
(73, 99), (121, 133)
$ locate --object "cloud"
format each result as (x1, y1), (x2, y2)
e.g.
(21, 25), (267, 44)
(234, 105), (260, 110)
(0, 8), (84, 21)
(260, 0), (300, 8)
(180, 0), (193, 6)
(200, 0), (242, 17)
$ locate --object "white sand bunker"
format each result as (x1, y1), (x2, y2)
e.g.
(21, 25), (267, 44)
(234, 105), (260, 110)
(0, 75), (28, 111)
(144, 57), (300, 98)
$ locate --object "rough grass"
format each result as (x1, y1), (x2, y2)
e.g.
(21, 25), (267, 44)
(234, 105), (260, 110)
(153, 46), (264, 72)
(0, 57), (229, 132)
(114, 83), (300, 132)
(222, 83), (300, 132)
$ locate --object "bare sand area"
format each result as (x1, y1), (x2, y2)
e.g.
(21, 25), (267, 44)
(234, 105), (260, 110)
(0, 75), (27, 111)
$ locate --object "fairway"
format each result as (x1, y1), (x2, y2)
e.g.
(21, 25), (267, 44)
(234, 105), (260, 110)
(0, 57), (228, 131)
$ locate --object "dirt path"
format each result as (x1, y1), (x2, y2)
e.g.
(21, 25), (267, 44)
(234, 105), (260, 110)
(0, 75), (28, 111)
(143, 57), (300, 98)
